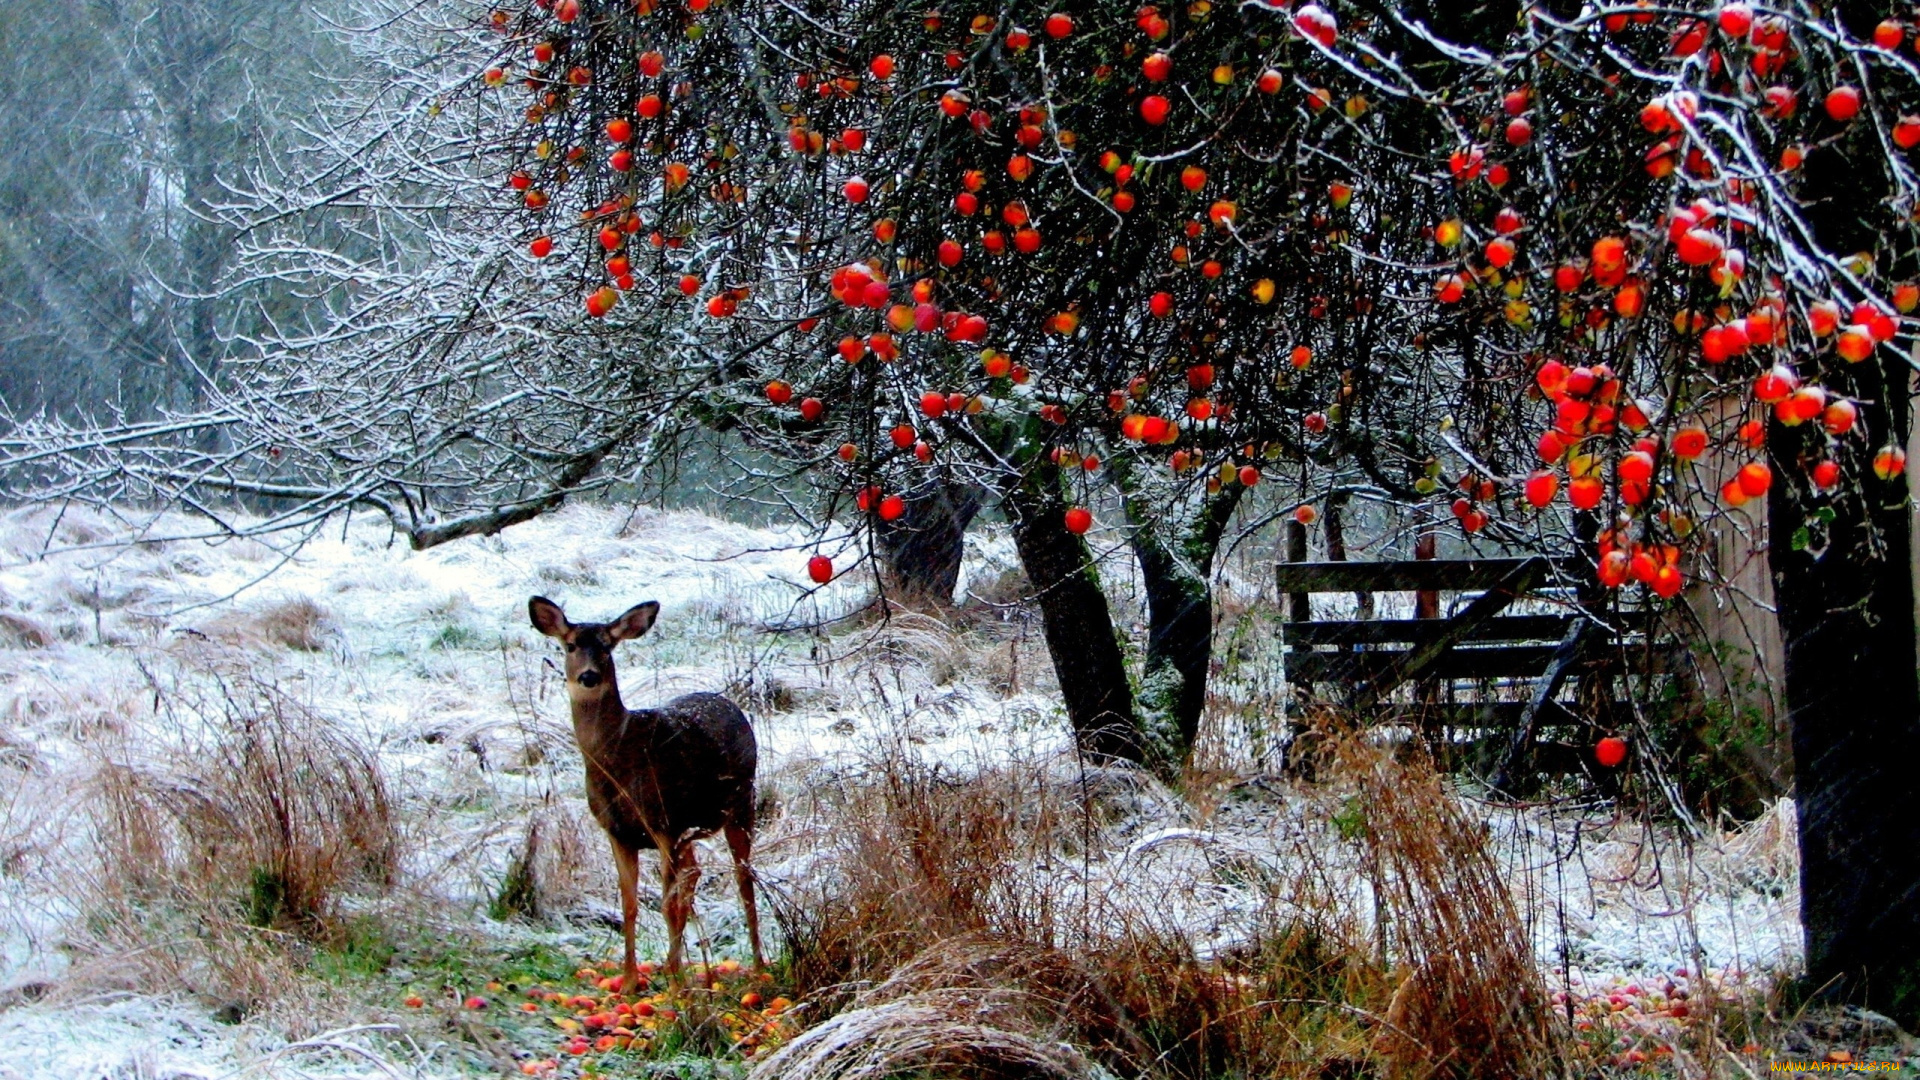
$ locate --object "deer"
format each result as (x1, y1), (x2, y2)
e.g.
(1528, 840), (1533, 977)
(528, 596), (763, 990)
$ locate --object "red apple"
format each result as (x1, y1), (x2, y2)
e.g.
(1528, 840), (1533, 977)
(1293, 4), (1337, 46)
(1736, 461), (1773, 497)
(1524, 471), (1558, 507)
(1569, 476), (1603, 510)
(1826, 85), (1862, 122)
(1675, 228), (1723, 266)
(1837, 326), (1875, 362)
(1595, 736), (1628, 768)
(1717, 4), (1752, 38)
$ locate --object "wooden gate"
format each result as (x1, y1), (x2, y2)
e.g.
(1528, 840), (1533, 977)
(1272, 555), (1649, 781)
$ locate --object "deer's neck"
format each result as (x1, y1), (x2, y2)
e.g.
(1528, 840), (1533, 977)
(569, 681), (641, 751)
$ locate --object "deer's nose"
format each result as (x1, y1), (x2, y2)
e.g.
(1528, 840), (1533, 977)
(577, 669), (603, 689)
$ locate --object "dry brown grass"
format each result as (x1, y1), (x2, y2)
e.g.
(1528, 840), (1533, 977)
(761, 733), (1556, 1079)
(492, 799), (605, 921)
(962, 562), (1034, 610)
(1340, 741), (1556, 1080)
(839, 609), (967, 687)
(750, 980), (1098, 1080)
(0, 610), (54, 649)
(204, 595), (334, 652)
(71, 651), (397, 1007)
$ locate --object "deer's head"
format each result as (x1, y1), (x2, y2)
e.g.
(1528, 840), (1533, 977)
(529, 596), (659, 705)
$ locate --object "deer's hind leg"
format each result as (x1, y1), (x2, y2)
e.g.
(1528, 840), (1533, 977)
(608, 836), (642, 993)
(661, 838), (701, 981)
(724, 823), (764, 971)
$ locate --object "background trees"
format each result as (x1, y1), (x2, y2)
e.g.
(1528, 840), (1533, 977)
(0, 2), (339, 417)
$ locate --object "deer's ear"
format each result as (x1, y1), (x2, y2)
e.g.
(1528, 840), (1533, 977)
(607, 601), (660, 643)
(528, 596), (570, 639)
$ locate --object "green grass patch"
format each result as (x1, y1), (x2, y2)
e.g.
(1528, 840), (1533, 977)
(309, 914), (399, 982)
(430, 622), (487, 651)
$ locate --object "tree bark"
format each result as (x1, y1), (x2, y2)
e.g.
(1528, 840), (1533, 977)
(1003, 462), (1145, 767)
(1123, 484), (1242, 771)
(1768, 426), (1920, 1022)
(1324, 491), (1373, 619)
(875, 472), (981, 603)
(1777, 5), (1920, 1022)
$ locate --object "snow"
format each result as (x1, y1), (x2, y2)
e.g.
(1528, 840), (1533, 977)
(0, 995), (241, 1080)
(0, 501), (1804, 1077)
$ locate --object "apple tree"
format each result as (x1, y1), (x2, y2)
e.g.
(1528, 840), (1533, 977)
(470, 0), (1537, 773)
(475, 0), (1920, 1017)
(1348, 0), (1920, 1024)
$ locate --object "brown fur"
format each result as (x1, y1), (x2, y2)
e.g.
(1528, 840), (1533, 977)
(529, 596), (763, 987)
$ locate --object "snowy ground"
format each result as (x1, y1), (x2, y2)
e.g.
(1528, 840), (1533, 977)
(0, 502), (1803, 1078)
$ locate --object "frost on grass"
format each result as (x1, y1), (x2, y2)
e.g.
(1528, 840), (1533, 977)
(0, 502), (1807, 1078)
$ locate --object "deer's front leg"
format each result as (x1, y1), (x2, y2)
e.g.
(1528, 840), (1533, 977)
(608, 836), (641, 993)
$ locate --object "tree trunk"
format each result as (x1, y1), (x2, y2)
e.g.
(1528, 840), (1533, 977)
(874, 472), (981, 603)
(1324, 491), (1372, 619)
(1123, 485), (1242, 771)
(1768, 423), (1920, 1022)
(1777, 6), (1920, 1022)
(1003, 462), (1146, 767)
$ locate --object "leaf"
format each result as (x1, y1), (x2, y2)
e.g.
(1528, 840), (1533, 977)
(1816, 506), (1837, 523)
(1791, 525), (1812, 552)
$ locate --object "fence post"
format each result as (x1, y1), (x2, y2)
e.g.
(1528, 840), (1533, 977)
(1412, 506), (1443, 757)
(1284, 516), (1311, 624)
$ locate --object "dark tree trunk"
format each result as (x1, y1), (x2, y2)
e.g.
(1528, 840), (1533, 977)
(1124, 485), (1242, 768)
(1776, 3), (1920, 1023)
(1004, 462), (1145, 767)
(1324, 491), (1373, 619)
(874, 473), (981, 603)
(1768, 421), (1920, 1022)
